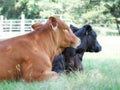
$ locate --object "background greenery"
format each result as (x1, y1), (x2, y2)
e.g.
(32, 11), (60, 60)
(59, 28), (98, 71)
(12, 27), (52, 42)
(0, 0), (120, 34)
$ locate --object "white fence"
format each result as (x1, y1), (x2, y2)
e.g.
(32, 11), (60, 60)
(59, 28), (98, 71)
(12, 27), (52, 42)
(1, 17), (118, 39)
(0, 18), (72, 39)
(0, 19), (45, 39)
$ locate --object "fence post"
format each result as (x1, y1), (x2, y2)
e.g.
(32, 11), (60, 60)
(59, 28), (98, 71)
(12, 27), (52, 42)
(0, 15), (3, 32)
(31, 20), (34, 31)
(10, 20), (12, 32)
(21, 13), (25, 33)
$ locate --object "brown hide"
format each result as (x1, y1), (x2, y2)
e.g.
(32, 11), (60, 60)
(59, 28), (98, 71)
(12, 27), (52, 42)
(0, 16), (80, 82)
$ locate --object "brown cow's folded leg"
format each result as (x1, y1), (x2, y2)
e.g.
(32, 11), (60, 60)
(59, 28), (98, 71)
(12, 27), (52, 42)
(22, 70), (59, 82)
(21, 60), (59, 82)
(38, 71), (59, 81)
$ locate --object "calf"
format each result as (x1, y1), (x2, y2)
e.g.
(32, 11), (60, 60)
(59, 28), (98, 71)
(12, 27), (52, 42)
(0, 16), (80, 82)
(52, 24), (101, 73)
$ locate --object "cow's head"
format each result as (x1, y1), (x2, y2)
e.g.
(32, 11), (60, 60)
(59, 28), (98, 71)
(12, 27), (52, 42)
(47, 16), (80, 49)
(63, 24), (102, 73)
(32, 16), (80, 55)
(73, 24), (102, 52)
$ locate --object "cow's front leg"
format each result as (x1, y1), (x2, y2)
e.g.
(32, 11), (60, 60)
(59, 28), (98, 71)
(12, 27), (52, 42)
(22, 70), (59, 82)
(21, 58), (59, 82)
(38, 70), (59, 81)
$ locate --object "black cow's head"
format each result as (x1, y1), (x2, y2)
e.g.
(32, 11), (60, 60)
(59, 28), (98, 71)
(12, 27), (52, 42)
(63, 24), (102, 72)
(70, 24), (102, 52)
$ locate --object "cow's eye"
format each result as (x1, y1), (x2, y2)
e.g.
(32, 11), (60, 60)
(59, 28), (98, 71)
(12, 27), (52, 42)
(64, 29), (69, 32)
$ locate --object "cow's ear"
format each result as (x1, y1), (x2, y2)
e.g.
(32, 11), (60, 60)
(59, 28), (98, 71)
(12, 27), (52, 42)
(84, 24), (92, 35)
(70, 24), (79, 33)
(49, 16), (58, 31)
(85, 24), (92, 32)
(32, 23), (43, 31)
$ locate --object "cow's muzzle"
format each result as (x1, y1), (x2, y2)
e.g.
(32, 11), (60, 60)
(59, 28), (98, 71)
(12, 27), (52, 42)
(71, 38), (81, 48)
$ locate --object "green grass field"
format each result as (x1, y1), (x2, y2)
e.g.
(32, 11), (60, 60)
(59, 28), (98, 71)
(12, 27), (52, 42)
(0, 36), (120, 90)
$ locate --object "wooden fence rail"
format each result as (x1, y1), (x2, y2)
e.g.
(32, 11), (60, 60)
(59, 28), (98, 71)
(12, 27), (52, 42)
(0, 18), (72, 39)
(0, 17), (118, 39)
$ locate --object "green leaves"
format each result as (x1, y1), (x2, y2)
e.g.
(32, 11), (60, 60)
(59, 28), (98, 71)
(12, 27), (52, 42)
(104, 1), (120, 18)
(0, 0), (119, 25)
(104, 3), (111, 9)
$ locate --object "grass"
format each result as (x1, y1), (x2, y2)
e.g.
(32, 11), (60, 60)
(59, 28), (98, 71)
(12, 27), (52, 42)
(0, 36), (120, 90)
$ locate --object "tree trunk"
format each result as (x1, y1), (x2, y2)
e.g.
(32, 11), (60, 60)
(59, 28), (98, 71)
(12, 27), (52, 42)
(115, 18), (120, 35)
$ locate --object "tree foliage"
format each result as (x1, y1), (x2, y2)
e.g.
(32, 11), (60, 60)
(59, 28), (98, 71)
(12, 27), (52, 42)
(0, 0), (119, 24)
(104, 0), (120, 34)
(1, 0), (120, 35)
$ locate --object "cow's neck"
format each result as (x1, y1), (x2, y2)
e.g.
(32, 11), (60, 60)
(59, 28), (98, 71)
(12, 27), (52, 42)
(32, 30), (61, 62)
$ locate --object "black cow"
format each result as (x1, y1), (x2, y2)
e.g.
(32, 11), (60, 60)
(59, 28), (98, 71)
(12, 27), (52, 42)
(52, 24), (102, 73)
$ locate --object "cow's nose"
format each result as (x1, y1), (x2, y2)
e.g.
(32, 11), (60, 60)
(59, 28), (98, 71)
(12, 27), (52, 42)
(77, 38), (81, 44)
(71, 36), (81, 48)
(99, 46), (102, 51)
(95, 46), (102, 52)
(75, 38), (81, 47)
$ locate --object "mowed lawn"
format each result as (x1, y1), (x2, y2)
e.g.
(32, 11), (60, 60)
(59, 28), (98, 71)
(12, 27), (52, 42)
(0, 36), (120, 90)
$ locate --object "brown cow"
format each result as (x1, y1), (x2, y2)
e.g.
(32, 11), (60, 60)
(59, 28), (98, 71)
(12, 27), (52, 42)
(0, 16), (80, 82)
